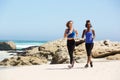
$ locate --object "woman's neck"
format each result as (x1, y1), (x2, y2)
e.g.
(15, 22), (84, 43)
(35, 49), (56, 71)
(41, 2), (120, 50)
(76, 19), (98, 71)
(87, 28), (90, 31)
(69, 27), (73, 30)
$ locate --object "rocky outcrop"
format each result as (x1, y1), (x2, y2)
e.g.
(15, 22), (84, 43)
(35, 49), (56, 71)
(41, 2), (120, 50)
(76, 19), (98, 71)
(0, 56), (47, 66)
(26, 38), (86, 64)
(0, 41), (16, 50)
(92, 40), (120, 59)
(25, 39), (86, 64)
(0, 39), (120, 66)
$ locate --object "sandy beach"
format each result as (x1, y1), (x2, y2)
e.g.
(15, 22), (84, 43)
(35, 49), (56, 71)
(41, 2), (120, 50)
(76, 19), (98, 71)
(0, 60), (120, 80)
(0, 0), (120, 80)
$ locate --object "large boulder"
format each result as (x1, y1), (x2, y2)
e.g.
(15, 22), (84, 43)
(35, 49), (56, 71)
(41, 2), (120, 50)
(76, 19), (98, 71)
(51, 47), (69, 64)
(92, 40), (120, 59)
(26, 38), (85, 64)
(0, 41), (16, 50)
(74, 43), (87, 63)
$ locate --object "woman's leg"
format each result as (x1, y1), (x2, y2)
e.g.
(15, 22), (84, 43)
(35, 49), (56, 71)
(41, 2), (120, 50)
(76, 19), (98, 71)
(70, 41), (75, 66)
(85, 43), (90, 64)
(67, 45), (73, 64)
(67, 40), (75, 68)
(89, 43), (94, 63)
(85, 43), (94, 67)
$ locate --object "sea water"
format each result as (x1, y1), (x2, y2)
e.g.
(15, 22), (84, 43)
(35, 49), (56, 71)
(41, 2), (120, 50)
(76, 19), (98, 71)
(14, 40), (47, 49)
(0, 40), (47, 61)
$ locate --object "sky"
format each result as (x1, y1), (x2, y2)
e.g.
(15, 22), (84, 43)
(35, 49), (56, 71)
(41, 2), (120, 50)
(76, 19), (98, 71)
(0, 0), (120, 41)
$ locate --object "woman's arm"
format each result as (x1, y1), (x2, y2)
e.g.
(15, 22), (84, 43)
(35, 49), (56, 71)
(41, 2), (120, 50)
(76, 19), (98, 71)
(92, 29), (95, 39)
(82, 29), (86, 38)
(64, 29), (68, 38)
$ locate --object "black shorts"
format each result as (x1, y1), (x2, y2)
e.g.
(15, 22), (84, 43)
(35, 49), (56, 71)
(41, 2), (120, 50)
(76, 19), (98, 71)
(85, 43), (94, 56)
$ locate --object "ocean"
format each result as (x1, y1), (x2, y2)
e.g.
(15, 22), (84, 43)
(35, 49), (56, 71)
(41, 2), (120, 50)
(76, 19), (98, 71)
(0, 40), (47, 49)
(0, 40), (47, 61)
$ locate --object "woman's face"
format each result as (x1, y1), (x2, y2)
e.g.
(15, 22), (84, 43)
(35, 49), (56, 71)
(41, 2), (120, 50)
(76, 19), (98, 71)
(68, 21), (73, 28)
(87, 22), (91, 28)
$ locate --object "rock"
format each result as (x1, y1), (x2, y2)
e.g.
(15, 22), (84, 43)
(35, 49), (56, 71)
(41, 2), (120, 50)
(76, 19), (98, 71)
(0, 57), (21, 66)
(106, 54), (120, 60)
(51, 47), (69, 64)
(24, 39), (68, 63)
(104, 40), (110, 45)
(17, 51), (26, 56)
(29, 57), (47, 65)
(22, 46), (38, 50)
(26, 47), (39, 55)
(92, 40), (120, 59)
(0, 41), (16, 50)
(38, 51), (53, 61)
(0, 56), (47, 66)
(92, 50), (120, 58)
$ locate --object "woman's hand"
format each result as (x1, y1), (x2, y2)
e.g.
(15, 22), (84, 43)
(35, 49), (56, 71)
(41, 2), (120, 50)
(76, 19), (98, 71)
(75, 29), (78, 37)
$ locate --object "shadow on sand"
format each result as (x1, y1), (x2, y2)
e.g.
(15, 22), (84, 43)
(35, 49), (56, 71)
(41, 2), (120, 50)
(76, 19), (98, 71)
(46, 66), (85, 70)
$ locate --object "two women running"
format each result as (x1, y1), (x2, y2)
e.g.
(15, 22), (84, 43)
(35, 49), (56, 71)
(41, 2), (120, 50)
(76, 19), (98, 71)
(64, 20), (95, 68)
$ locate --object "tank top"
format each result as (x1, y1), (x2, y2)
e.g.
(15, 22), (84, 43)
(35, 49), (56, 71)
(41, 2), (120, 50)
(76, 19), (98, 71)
(85, 29), (93, 43)
(66, 29), (76, 38)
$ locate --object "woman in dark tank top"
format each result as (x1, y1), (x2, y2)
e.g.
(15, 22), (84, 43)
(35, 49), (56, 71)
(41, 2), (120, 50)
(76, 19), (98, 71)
(82, 20), (96, 68)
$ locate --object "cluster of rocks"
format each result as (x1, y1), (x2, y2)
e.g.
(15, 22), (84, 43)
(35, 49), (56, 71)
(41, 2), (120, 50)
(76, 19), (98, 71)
(0, 56), (47, 66)
(0, 39), (120, 66)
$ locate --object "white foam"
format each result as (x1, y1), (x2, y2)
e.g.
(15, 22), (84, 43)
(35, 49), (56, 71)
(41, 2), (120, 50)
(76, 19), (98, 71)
(16, 43), (44, 49)
(0, 51), (16, 61)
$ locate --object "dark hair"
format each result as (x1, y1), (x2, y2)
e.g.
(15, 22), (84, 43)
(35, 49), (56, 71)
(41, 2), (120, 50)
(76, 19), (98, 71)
(85, 20), (92, 28)
(66, 20), (73, 28)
